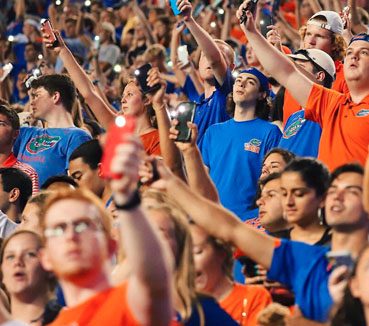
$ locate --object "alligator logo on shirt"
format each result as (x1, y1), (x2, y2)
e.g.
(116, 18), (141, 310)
(283, 117), (305, 139)
(26, 135), (61, 154)
(356, 109), (369, 117)
(244, 139), (261, 154)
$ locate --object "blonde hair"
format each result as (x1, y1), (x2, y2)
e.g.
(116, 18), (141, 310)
(214, 39), (235, 67)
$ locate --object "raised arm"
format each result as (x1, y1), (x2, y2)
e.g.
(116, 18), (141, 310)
(110, 137), (172, 326)
(170, 22), (187, 87)
(169, 120), (219, 202)
(155, 161), (275, 269)
(43, 29), (116, 128)
(237, 2), (313, 107)
(178, 0), (229, 85)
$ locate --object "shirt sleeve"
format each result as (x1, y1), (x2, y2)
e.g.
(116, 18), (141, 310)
(200, 128), (211, 168)
(215, 68), (234, 96)
(182, 75), (200, 102)
(265, 125), (282, 151)
(304, 84), (344, 126)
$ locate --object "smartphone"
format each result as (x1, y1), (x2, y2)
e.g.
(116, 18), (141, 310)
(193, 2), (205, 17)
(0, 63), (13, 82)
(240, 0), (259, 24)
(134, 63), (161, 94)
(177, 45), (189, 66)
(173, 102), (196, 142)
(100, 115), (137, 179)
(93, 35), (100, 50)
(40, 19), (59, 48)
(170, 0), (181, 16)
(211, 0), (223, 9)
(326, 251), (355, 273)
(24, 67), (43, 90)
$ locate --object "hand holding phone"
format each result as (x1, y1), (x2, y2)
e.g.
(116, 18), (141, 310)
(172, 102), (196, 142)
(326, 251), (355, 274)
(0, 63), (13, 82)
(134, 63), (161, 94)
(100, 115), (137, 179)
(40, 19), (60, 48)
(177, 45), (190, 67)
(170, 0), (181, 15)
(240, 0), (259, 24)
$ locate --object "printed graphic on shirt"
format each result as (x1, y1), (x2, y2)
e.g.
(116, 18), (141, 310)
(26, 135), (61, 154)
(356, 109), (369, 117)
(283, 117), (305, 139)
(244, 139), (261, 154)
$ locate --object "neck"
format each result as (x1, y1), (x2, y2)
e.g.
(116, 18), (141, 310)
(290, 221), (326, 244)
(203, 82), (216, 98)
(348, 83), (369, 103)
(234, 103), (257, 121)
(135, 114), (154, 135)
(331, 225), (369, 258)
(60, 271), (111, 307)
(0, 150), (12, 165)
(5, 205), (20, 223)
(11, 292), (49, 324)
(206, 275), (233, 302)
(44, 107), (75, 128)
(265, 219), (289, 234)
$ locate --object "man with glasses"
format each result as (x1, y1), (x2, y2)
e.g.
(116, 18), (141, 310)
(40, 137), (172, 325)
(238, 3), (369, 171)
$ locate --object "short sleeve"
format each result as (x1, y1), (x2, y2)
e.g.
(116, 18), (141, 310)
(183, 76), (200, 102)
(216, 68), (234, 96)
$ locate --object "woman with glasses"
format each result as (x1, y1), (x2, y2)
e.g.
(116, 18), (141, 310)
(0, 230), (61, 325)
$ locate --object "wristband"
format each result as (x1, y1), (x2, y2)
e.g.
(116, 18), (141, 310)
(114, 190), (141, 210)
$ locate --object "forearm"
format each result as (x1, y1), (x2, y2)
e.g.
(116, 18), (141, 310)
(221, 8), (232, 40)
(59, 47), (116, 128)
(308, 0), (323, 13)
(182, 147), (219, 202)
(189, 70), (204, 94)
(166, 175), (274, 268)
(118, 207), (171, 291)
(154, 105), (185, 178)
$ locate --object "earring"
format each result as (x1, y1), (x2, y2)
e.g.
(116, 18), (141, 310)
(318, 208), (324, 225)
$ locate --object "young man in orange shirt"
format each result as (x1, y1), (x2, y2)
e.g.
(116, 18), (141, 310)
(40, 137), (172, 325)
(238, 4), (369, 171)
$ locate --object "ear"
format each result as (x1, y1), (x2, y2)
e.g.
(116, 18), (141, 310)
(39, 248), (54, 272)
(108, 238), (117, 258)
(97, 163), (102, 177)
(350, 277), (361, 298)
(52, 91), (61, 105)
(315, 71), (325, 83)
(258, 91), (267, 101)
(143, 94), (151, 107)
(8, 188), (20, 204)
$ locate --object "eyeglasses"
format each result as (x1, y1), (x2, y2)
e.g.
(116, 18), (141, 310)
(44, 218), (103, 239)
(349, 33), (369, 45)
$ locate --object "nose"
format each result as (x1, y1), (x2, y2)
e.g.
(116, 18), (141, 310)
(13, 256), (25, 267)
(256, 196), (264, 208)
(286, 193), (295, 206)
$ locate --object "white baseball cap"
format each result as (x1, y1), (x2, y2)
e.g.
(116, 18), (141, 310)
(308, 11), (343, 35)
(288, 49), (336, 80)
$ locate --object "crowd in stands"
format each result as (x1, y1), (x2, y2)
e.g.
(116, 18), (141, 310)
(0, 0), (369, 324)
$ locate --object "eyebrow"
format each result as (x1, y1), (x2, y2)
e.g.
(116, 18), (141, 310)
(346, 46), (369, 52)
(329, 185), (363, 191)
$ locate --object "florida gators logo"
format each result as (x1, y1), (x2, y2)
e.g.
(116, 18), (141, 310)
(356, 109), (369, 117)
(283, 118), (304, 139)
(26, 135), (61, 154)
(244, 138), (261, 154)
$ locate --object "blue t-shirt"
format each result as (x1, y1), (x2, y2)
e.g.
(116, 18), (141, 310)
(14, 127), (92, 186)
(182, 76), (201, 102)
(279, 110), (321, 158)
(267, 239), (333, 322)
(201, 119), (281, 220)
(194, 69), (233, 147)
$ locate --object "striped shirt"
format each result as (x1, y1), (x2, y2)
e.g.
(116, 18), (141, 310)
(2, 153), (39, 194)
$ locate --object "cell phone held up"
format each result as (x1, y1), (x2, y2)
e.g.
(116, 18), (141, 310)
(240, 0), (259, 24)
(134, 63), (161, 95)
(173, 102), (196, 142)
(170, 0), (181, 16)
(40, 19), (59, 48)
(326, 251), (355, 274)
(100, 115), (137, 179)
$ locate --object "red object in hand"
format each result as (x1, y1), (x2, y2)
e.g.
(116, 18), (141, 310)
(100, 115), (137, 179)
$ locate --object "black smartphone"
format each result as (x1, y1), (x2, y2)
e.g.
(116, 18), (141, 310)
(240, 0), (259, 24)
(174, 102), (196, 142)
(40, 19), (59, 48)
(326, 251), (355, 273)
(134, 63), (161, 94)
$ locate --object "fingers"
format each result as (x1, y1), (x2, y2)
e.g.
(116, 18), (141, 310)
(169, 119), (180, 140)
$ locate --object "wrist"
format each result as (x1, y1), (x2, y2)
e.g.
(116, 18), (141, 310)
(114, 190), (141, 210)
(182, 145), (198, 156)
(153, 102), (166, 111)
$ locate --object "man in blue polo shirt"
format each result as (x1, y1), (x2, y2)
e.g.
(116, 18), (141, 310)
(158, 162), (369, 322)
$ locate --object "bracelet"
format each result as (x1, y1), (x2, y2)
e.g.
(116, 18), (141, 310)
(114, 190), (141, 210)
(92, 79), (100, 86)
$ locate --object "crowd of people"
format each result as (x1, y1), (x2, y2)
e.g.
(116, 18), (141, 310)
(0, 0), (369, 324)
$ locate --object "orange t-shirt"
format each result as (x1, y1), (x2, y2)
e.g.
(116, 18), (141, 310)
(47, 283), (141, 326)
(219, 283), (272, 326)
(140, 129), (161, 156)
(282, 61), (348, 125)
(305, 83), (369, 171)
